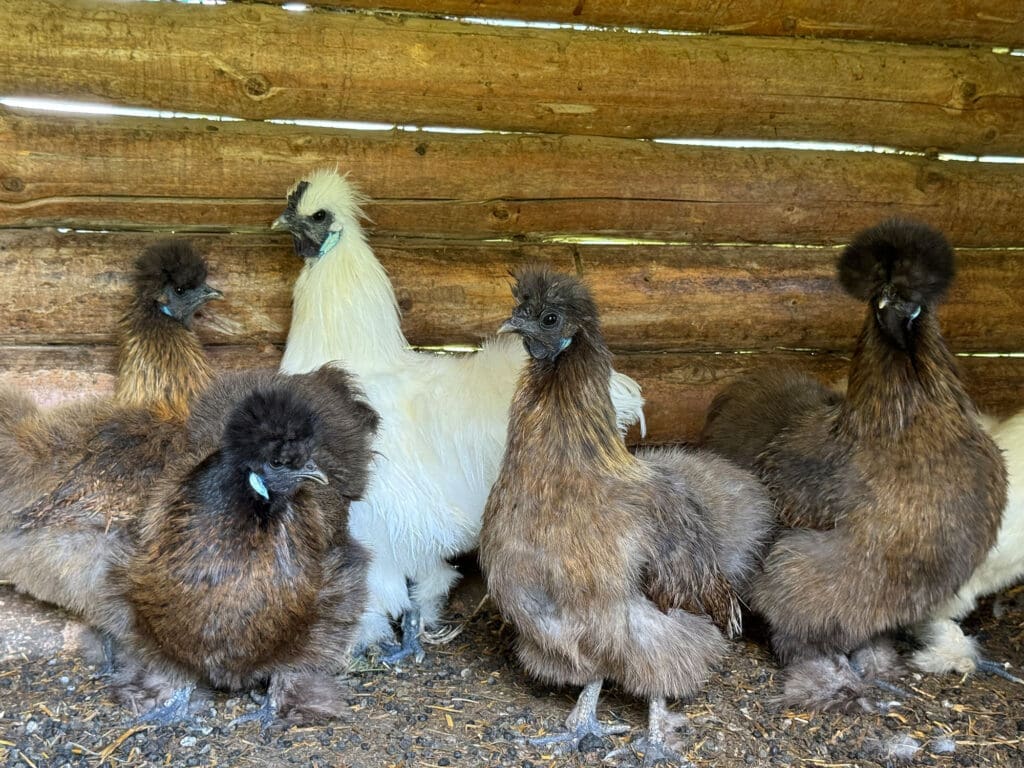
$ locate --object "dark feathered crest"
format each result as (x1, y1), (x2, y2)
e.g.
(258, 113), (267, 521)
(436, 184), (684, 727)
(837, 219), (955, 307)
(511, 264), (599, 324)
(223, 387), (320, 469)
(134, 240), (209, 296)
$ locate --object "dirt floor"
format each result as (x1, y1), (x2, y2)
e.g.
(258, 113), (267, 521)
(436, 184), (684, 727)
(1, 563), (1022, 768)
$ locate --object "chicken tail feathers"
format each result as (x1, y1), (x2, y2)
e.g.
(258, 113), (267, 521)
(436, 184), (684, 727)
(609, 369), (646, 437)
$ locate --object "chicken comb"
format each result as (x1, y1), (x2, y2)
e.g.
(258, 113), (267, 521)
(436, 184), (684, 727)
(134, 240), (209, 293)
(837, 218), (955, 307)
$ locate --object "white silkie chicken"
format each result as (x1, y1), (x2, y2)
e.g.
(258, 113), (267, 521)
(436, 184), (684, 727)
(273, 169), (646, 661)
(913, 409), (1024, 683)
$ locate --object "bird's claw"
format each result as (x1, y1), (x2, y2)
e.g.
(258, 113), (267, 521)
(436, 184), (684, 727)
(379, 607), (426, 665)
(976, 658), (1024, 685)
(229, 695), (278, 732)
(130, 686), (194, 728)
(525, 715), (629, 754)
(606, 735), (694, 767)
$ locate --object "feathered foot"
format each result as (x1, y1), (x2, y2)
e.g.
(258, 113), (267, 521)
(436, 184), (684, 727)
(230, 693), (279, 732)
(849, 642), (911, 700)
(526, 680), (629, 753)
(131, 685), (195, 727)
(976, 658), (1024, 685)
(606, 698), (692, 767)
(379, 607), (425, 665)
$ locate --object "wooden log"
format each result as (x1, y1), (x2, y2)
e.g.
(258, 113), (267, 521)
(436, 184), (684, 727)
(2, 344), (1020, 444)
(1, 0), (1023, 153)
(615, 350), (1024, 443)
(4, 110), (1024, 246)
(0, 344), (282, 409)
(1, 231), (1022, 355)
(283, 0), (1024, 48)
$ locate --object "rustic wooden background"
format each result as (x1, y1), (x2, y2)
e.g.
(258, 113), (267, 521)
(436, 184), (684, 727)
(0, 0), (1022, 443)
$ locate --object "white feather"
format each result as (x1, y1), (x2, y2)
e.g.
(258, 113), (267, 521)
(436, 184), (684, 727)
(279, 169), (646, 646)
(913, 409), (1024, 674)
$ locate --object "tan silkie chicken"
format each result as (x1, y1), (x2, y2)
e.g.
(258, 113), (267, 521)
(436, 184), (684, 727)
(99, 374), (377, 728)
(481, 266), (772, 764)
(701, 219), (1007, 709)
(0, 241), (220, 665)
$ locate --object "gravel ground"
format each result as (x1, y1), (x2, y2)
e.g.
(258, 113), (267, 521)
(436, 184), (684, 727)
(1, 564), (1022, 768)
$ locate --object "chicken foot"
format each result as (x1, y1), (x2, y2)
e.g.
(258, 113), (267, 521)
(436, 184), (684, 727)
(527, 680), (629, 752)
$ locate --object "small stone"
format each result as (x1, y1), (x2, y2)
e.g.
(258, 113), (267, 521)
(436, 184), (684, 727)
(24, 721), (38, 735)
(179, 736), (197, 748)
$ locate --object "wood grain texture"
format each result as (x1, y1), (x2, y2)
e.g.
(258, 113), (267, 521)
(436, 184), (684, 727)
(615, 350), (1024, 443)
(1, 0), (1022, 153)
(2, 231), (1021, 354)
(2, 344), (1019, 444)
(4, 109), (1024, 246)
(281, 0), (1024, 48)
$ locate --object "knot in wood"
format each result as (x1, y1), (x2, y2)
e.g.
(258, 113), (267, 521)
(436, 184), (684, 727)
(243, 75), (271, 98)
(491, 205), (511, 222)
(1, 177), (24, 193)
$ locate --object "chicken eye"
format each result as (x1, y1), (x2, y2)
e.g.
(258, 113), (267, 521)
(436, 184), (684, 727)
(270, 460), (283, 468)
(541, 312), (559, 328)
(312, 210), (327, 223)
(174, 286), (185, 295)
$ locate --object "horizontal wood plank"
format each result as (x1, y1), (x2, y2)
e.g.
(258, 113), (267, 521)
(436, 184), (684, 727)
(2, 344), (1019, 444)
(616, 350), (1024, 443)
(3, 110), (1024, 246)
(1, 231), (1022, 355)
(289, 1), (1024, 48)
(1, 0), (1022, 153)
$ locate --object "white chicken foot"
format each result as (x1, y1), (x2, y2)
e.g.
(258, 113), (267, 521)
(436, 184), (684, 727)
(526, 680), (629, 752)
(606, 698), (693, 767)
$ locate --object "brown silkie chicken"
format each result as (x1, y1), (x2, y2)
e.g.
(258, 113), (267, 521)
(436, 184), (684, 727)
(115, 239), (221, 421)
(480, 266), (772, 764)
(0, 242), (220, 647)
(701, 219), (1007, 709)
(100, 374), (377, 728)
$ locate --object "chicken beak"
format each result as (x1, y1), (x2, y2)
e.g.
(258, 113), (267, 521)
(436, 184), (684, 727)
(271, 215), (289, 232)
(297, 460), (329, 486)
(202, 285), (224, 302)
(497, 316), (523, 335)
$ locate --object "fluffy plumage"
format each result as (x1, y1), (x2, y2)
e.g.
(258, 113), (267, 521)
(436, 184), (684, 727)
(913, 409), (1024, 679)
(115, 240), (221, 422)
(701, 219), (1007, 709)
(272, 169), (647, 657)
(101, 376), (376, 726)
(0, 243), (220, 633)
(481, 266), (771, 761)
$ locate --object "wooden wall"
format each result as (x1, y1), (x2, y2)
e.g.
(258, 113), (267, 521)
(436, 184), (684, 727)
(0, 0), (1022, 443)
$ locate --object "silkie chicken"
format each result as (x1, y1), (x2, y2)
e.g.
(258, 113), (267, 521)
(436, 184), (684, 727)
(480, 266), (772, 764)
(0, 241), (221, 642)
(114, 239), (221, 422)
(100, 374), (377, 728)
(913, 408), (1024, 683)
(700, 219), (1007, 710)
(271, 169), (646, 662)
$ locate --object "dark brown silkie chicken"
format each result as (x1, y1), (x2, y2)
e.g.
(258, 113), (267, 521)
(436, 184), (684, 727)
(100, 373), (378, 728)
(480, 266), (771, 765)
(0, 242), (220, 635)
(701, 219), (1007, 709)
(115, 239), (221, 422)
